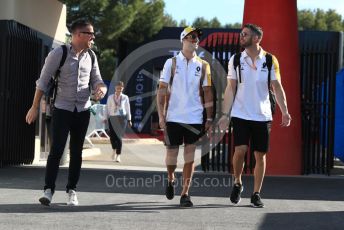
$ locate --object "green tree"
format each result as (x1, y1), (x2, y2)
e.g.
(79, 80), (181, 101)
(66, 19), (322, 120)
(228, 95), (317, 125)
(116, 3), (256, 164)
(224, 22), (242, 29)
(209, 17), (221, 28)
(298, 8), (343, 31)
(326, 9), (343, 31)
(163, 13), (178, 27)
(192, 17), (210, 28)
(298, 9), (315, 30)
(191, 17), (225, 28)
(179, 19), (188, 27)
(121, 0), (165, 42)
(60, 0), (166, 80)
(314, 9), (328, 30)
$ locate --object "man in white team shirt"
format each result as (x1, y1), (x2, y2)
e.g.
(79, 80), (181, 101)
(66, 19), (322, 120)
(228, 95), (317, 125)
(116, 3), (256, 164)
(218, 24), (291, 208)
(157, 26), (213, 207)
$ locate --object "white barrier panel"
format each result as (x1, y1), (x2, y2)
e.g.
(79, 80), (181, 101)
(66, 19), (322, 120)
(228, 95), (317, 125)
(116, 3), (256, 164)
(85, 104), (109, 146)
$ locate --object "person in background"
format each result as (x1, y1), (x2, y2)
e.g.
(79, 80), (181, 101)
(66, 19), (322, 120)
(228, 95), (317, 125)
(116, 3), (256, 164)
(105, 81), (132, 162)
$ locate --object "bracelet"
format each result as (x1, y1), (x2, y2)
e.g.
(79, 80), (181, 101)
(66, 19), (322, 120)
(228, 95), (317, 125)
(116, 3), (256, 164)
(206, 118), (213, 122)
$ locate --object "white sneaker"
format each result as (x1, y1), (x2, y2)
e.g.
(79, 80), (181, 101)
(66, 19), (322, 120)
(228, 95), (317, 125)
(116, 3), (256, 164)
(67, 190), (79, 206)
(112, 151), (117, 161)
(39, 189), (53, 206)
(116, 155), (121, 162)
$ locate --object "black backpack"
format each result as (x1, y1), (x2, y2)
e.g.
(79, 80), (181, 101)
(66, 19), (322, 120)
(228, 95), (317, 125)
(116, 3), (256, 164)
(45, 45), (95, 107)
(233, 52), (276, 115)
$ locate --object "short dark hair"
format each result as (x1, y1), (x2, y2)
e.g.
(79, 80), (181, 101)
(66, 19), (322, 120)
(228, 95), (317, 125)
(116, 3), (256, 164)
(116, 81), (124, 87)
(243, 24), (263, 39)
(70, 19), (93, 33)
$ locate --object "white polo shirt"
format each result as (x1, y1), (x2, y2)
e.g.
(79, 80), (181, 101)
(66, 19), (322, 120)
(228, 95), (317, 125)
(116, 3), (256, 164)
(160, 51), (211, 124)
(227, 48), (281, 121)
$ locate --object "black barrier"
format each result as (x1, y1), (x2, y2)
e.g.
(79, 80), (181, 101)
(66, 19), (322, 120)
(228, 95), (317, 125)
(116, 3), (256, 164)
(299, 31), (341, 175)
(199, 31), (241, 173)
(0, 20), (50, 167)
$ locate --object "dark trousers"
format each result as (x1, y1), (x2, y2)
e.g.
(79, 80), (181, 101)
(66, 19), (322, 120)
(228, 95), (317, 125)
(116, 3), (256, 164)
(108, 116), (127, 155)
(44, 108), (90, 193)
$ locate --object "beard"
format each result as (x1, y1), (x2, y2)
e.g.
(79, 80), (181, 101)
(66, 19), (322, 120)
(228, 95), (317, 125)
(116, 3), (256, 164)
(240, 38), (253, 48)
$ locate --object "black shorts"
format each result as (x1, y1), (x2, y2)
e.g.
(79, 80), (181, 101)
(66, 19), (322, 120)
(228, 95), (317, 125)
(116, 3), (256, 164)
(232, 117), (272, 153)
(164, 122), (203, 147)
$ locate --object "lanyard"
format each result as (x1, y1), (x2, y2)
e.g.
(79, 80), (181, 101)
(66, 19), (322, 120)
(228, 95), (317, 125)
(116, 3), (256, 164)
(113, 94), (122, 107)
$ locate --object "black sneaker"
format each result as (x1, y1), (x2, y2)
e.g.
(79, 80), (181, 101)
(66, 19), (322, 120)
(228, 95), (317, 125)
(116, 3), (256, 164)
(251, 192), (264, 208)
(180, 194), (193, 208)
(165, 180), (175, 200)
(230, 183), (243, 204)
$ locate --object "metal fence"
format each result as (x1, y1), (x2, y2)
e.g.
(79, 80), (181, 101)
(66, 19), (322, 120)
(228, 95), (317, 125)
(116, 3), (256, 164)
(0, 20), (45, 167)
(299, 31), (342, 175)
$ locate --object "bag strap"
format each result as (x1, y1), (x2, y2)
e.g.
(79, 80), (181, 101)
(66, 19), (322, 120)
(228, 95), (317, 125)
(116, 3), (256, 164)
(170, 56), (177, 86)
(88, 49), (95, 68)
(165, 56), (177, 115)
(87, 49), (96, 91)
(52, 45), (67, 104)
(55, 45), (67, 79)
(233, 53), (242, 83)
(265, 52), (273, 90)
(265, 52), (276, 115)
(199, 60), (207, 105)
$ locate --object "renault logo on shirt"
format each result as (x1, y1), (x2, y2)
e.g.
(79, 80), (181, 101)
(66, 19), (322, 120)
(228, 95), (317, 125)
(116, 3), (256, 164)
(195, 66), (201, 76)
(261, 62), (268, 72)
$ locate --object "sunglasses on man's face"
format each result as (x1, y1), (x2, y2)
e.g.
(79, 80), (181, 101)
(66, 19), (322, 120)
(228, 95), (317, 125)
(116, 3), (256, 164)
(185, 34), (199, 40)
(80, 31), (95, 37)
(240, 32), (251, 37)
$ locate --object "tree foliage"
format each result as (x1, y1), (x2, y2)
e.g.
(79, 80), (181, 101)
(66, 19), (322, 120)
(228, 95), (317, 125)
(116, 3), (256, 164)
(59, 1), (344, 79)
(298, 9), (344, 31)
(192, 17), (211, 28)
(175, 9), (344, 31)
(190, 17), (226, 28)
(60, 0), (166, 80)
(163, 13), (178, 27)
(223, 22), (242, 29)
(178, 19), (188, 27)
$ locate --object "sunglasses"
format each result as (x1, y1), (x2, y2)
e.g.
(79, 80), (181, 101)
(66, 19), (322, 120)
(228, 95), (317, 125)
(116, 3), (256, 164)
(240, 32), (251, 37)
(185, 34), (199, 40)
(80, 31), (95, 36)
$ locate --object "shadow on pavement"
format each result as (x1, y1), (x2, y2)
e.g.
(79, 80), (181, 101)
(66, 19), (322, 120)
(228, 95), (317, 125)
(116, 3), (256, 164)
(1, 166), (344, 201)
(0, 202), (230, 214)
(258, 211), (344, 230)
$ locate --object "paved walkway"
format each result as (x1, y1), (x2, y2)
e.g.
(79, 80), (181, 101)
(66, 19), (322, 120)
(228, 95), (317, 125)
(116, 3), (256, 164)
(82, 137), (202, 169)
(1, 138), (344, 229)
